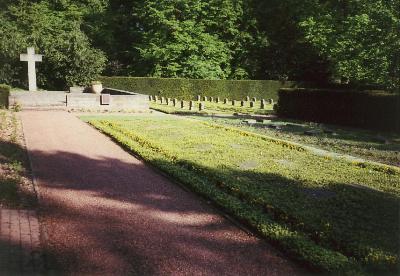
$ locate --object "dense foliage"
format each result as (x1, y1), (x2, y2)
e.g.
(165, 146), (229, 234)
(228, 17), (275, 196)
(299, 0), (400, 89)
(0, 0), (398, 89)
(86, 115), (400, 273)
(0, 84), (11, 108)
(277, 88), (400, 132)
(0, 0), (106, 89)
(100, 76), (295, 101)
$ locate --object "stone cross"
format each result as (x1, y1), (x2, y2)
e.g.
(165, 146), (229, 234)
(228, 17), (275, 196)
(20, 47), (43, 92)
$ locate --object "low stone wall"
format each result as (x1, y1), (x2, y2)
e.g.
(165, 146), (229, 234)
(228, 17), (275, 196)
(66, 93), (148, 111)
(9, 88), (149, 111)
(9, 91), (67, 109)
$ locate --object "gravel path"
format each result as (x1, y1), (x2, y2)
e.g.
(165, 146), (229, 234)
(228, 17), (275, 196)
(20, 110), (300, 275)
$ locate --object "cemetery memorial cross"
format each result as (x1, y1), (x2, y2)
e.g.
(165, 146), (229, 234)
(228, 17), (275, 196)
(20, 47), (43, 92)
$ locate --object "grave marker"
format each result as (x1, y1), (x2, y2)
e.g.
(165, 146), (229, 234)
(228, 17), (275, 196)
(20, 47), (43, 92)
(260, 99), (265, 109)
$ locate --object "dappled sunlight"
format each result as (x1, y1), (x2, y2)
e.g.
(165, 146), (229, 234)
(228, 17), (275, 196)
(150, 211), (220, 226)
(20, 139), (295, 274)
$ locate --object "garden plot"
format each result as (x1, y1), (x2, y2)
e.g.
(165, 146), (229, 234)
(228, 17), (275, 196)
(190, 116), (400, 167)
(85, 115), (400, 274)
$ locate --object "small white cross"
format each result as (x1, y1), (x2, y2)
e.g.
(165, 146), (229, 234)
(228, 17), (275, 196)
(20, 47), (43, 92)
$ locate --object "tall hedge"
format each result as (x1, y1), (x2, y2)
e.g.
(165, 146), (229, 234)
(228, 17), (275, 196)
(276, 88), (400, 132)
(0, 84), (10, 109)
(99, 77), (296, 101)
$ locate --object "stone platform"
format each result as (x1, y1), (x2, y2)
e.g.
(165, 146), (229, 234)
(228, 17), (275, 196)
(9, 88), (149, 112)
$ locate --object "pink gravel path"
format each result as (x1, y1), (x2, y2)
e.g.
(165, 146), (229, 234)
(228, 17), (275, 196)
(20, 110), (301, 275)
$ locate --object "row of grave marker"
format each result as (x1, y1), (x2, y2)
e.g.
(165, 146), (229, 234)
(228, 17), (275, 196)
(149, 95), (274, 110)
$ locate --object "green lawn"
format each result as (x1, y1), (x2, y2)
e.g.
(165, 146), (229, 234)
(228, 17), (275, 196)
(84, 114), (399, 274)
(150, 100), (274, 115)
(188, 116), (400, 167)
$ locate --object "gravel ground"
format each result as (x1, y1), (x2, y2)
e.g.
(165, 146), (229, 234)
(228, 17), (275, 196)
(20, 110), (301, 275)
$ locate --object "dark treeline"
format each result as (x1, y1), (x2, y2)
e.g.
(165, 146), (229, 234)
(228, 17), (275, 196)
(0, 0), (399, 90)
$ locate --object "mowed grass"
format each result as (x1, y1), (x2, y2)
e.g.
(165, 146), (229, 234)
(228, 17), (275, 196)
(150, 100), (274, 115)
(190, 116), (400, 167)
(85, 115), (400, 274)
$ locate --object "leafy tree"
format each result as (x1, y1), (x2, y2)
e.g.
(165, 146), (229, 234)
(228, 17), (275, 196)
(132, 0), (266, 79)
(82, 0), (139, 76)
(0, 0), (106, 89)
(300, 0), (400, 88)
(252, 0), (332, 83)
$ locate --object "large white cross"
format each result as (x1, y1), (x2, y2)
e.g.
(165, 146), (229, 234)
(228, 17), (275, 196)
(20, 47), (43, 92)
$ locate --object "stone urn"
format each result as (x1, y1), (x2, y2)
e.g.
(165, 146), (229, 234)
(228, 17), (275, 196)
(91, 81), (103, 94)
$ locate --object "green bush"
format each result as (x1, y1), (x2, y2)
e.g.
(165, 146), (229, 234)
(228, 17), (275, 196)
(99, 76), (296, 101)
(0, 84), (11, 109)
(276, 88), (400, 132)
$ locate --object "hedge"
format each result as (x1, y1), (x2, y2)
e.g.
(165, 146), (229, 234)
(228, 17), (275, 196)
(276, 88), (400, 132)
(99, 76), (296, 101)
(0, 84), (11, 109)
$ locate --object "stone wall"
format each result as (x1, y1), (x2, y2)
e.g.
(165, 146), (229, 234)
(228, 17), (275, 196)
(66, 93), (148, 111)
(9, 91), (67, 109)
(9, 88), (149, 111)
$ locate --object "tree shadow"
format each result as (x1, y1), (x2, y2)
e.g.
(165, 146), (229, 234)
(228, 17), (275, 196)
(0, 238), (43, 274)
(22, 143), (399, 274)
(0, 140), (37, 208)
(25, 149), (302, 275)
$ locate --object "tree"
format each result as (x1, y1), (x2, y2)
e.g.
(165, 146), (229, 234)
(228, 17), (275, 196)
(300, 0), (400, 88)
(131, 0), (266, 79)
(0, 0), (106, 89)
(251, 0), (332, 83)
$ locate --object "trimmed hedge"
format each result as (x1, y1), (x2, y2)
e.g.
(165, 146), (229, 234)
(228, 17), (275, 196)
(0, 84), (11, 109)
(99, 76), (296, 101)
(276, 88), (400, 132)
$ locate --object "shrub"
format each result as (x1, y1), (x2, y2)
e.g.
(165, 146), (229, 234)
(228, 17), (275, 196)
(276, 88), (400, 132)
(0, 84), (11, 109)
(99, 76), (296, 101)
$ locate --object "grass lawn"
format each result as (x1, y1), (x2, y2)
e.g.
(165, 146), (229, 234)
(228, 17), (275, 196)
(0, 110), (32, 208)
(188, 116), (400, 167)
(150, 101), (274, 115)
(83, 114), (399, 274)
